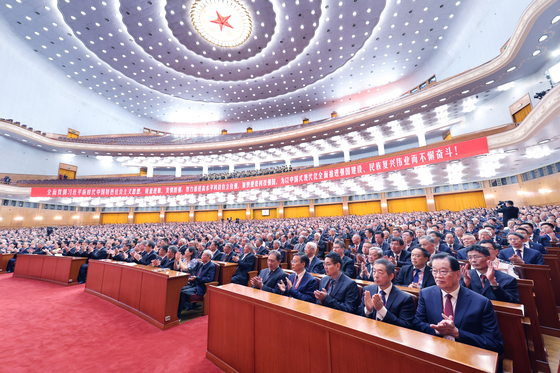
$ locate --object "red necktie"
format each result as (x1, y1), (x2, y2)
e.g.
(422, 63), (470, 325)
(294, 275), (300, 289)
(480, 274), (487, 289)
(444, 294), (454, 318)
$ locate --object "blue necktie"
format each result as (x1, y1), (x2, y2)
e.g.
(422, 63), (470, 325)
(380, 290), (386, 306)
(412, 269), (419, 283)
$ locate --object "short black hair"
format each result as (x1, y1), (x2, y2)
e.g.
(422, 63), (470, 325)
(521, 222), (534, 229)
(294, 252), (309, 267)
(431, 253), (460, 271)
(465, 244), (491, 257)
(325, 251), (342, 266)
(390, 237), (404, 246)
(411, 247), (430, 259)
(507, 232), (524, 240)
(333, 241), (346, 250)
(541, 222), (555, 229)
(479, 239), (500, 251)
(374, 258), (395, 276)
(168, 246), (178, 254)
(146, 240), (156, 249)
(515, 227), (529, 234)
(429, 231), (442, 239)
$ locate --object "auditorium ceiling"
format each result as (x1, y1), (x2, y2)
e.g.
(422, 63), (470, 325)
(0, 0), (545, 131)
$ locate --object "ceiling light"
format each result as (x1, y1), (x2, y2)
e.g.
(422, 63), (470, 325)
(539, 35), (548, 42)
(504, 149), (517, 153)
(498, 82), (515, 91)
(461, 90), (470, 94)
(485, 80), (494, 85)
(506, 66), (516, 72)
(552, 15), (560, 24)
(533, 50), (541, 56)
(538, 139), (551, 144)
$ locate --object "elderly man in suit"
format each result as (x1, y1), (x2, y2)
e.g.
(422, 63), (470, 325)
(395, 247), (436, 289)
(304, 242), (325, 274)
(278, 252), (318, 303)
(414, 253), (504, 354)
(455, 234), (476, 260)
(177, 249), (216, 318)
(251, 250), (288, 294)
(499, 232), (545, 265)
(357, 247), (383, 281)
(461, 245), (519, 303)
(359, 258), (415, 329)
(314, 252), (359, 314)
(231, 243), (257, 285)
(442, 232), (464, 253)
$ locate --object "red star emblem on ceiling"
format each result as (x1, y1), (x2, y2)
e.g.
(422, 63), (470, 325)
(210, 11), (234, 32)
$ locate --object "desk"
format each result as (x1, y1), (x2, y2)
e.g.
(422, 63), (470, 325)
(0, 253), (15, 273)
(13, 254), (86, 285)
(212, 261), (238, 285)
(207, 283), (498, 373)
(84, 260), (190, 330)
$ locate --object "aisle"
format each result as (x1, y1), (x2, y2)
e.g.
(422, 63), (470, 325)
(0, 274), (222, 373)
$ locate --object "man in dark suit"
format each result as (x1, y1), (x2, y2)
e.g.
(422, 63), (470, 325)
(349, 234), (364, 256)
(132, 240), (157, 265)
(177, 249), (217, 318)
(442, 232), (464, 253)
(231, 243), (257, 285)
(521, 222), (549, 247)
(332, 241), (355, 278)
(152, 246), (177, 269)
(515, 227), (547, 254)
(251, 250), (288, 294)
(221, 243), (237, 263)
(394, 248), (436, 289)
(496, 201), (519, 226)
(499, 232), (545, 265)
(314, 252), (359, 314)
(429, 231), (452, 254)
(357, 248), (382, 281)
(77, 240), (109, 284)
(402, 230), (419, 252)
(304, 242), (325, 274)
(373, 231), (390, 251)
(455, 234), (476, 260)
(359, 259), (415, 329)
(254, 239), (268, 255)
(414, 253), (504, 354)
(278, 253), (318, 303)
(461, 245), (519, 303)
(384, 237), (411, 267)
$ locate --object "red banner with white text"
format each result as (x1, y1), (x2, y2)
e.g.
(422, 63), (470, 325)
(30, 137), (488, 198)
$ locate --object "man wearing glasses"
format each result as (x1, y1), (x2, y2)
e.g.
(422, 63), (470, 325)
(278, 253), (318, 303)
(461, 245), (519, 303)
(414, 253), (504, 354)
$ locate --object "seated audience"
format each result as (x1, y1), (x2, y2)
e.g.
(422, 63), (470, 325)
(177, 250), (216, 317)
(314, 252), (359, 314)
(498, 232), (545, 265)
(394, 248), (435, 289)
(231, 243), (257, 286)
(251, 250), (288, 294)
(304, 242), (325, 274)
(278, 252), (318, 303)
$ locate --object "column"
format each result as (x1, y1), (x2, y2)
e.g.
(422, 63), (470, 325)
(202, 165), (208, 175)
(343, 149), (350, 163)
(377, 141), (385, 156)
(285, 158), (291, 167)
(309, 199), (315, 218)
(425, 187), (436, 212)
(255, 162), (260, 171)
(417, 131), (427, 147)
(381, 193), (388, 213)
(278, 201), (284, 219)
(342, 196), (349, 216)
(147, 166), (154, 178)
(175, 166), (182, 178)
(189, 206), (195, 223)
(229, 164), (235, 173)
(313, 154), (319, 167)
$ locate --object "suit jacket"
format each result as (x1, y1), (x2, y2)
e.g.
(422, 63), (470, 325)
(341, 256), (355, 279)
(455, 248), (468, 260)
(212, 251), (225, 262)
(284, 271), (318, 303)
(316, 273), (359, 314)
(441, 242), (464, 253)
(394, 264), (436, 288)
(357, 263), (374, 282)
(414, 285), (504, 354)
(437, 243), (452, 254)
(526, 241), (547, 254)
(281, 242), (294, 251)
(496, 205), (519, 225)
(349, 242), (364, 255)
(222, 252), (237, 263)
(293, 243), (306, 253)
(358, 284), (415, 328)
(404, 243), (420, 252)
(460, 269), (519, 303)
(374, 242), (390, 251)
(191, 261), (216, 296)
(256, 267), (288, 294)
(159, 256), (174, 269)
(134, 250), (157, 265)
(383, 250), (411, 267)
(256, 246), (268, 255)
(307, 256), (325, 274)
(498, 247), (545, 265)
(232, 253), (256, 285)
(89, 248), (108, 260)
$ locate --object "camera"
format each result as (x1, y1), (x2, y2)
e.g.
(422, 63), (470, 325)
(497, 201), (506, 208)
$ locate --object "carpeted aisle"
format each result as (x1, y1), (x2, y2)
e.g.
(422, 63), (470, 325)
(0, 274), (223, 373)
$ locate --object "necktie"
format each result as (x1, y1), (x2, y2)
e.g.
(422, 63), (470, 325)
(294, 275), (300, 289)
(197, 266), (202, 276)
(327, 279), (334, 294)
(516, 249), (522, 259)
(444, 294), (454, 318)
(412, 269), (419, 283)
(480, 274), (487, 289)
(395, 254), (399, 262)
(380, 290), (387, 306)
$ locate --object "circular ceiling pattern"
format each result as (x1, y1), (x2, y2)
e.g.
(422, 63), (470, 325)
(190, 0), (253, 48)
(0, 0), (473, 124)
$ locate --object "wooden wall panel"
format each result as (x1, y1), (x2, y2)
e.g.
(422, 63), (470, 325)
(315, 204), (343, 217)
(283, 206), (310, 218)
(101, 213), (129, 224)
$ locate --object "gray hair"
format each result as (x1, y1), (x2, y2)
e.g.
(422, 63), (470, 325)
(419, 235), (434, 244)
(203, 249), (213, 259)
(269, 250), (282, 262)
(306, 242), (317, 254)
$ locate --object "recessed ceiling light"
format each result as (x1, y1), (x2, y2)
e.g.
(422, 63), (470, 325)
(485, 80), (495, 85)
(404, 110), (411, 113)
(461, 90), (470, 94)
(439, 98), (447, 102)
(421, 104), (428, 108)
(552, 15), (560, 24)
(3, 134), (10, 137)
(533, 50), (541, 56)
(506, 66), (516, 72)
(37, 144), (42, 147)
(504, 149), (517, 153)
(52, 149), (57, 151)
(539, 35), (548, 42)
(538, 139), (551, 144)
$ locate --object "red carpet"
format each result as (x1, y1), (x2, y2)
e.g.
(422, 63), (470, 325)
(0, 274), (223, 373)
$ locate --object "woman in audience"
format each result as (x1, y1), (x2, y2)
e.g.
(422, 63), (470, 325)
(175, 247), (199, 274)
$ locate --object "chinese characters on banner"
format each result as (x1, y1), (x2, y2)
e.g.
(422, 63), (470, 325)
(30, 137), (489, 198)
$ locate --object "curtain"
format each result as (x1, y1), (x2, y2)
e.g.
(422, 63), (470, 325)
(134, 212), (160, 224)
(348, 201), (382, 216)
(223, 210), (247, 220)
(253, 209), (278, 219)
(434, 191), (486, 211)
(315, 204), (343, 217)
(284, 206), (310, 218)
(101, 213), (128, 224)
(195, 211), (218, 222)
(165, 212), (190, 223)
(387, 197), (428, 213)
